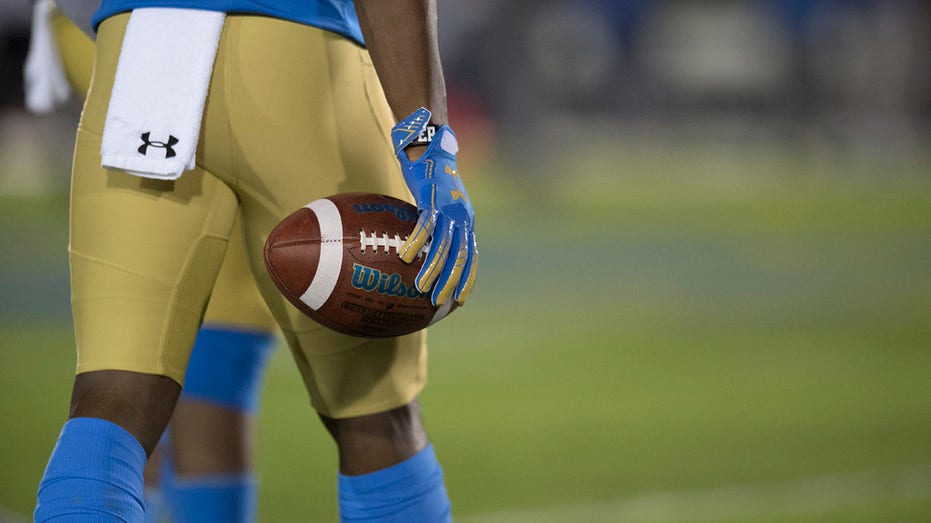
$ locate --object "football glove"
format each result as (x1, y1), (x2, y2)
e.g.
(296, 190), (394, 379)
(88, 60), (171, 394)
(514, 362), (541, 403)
(392, 107), (477, 306)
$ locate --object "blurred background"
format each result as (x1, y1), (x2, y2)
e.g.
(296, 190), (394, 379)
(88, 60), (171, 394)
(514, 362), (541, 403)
(1, 0), (930, 521)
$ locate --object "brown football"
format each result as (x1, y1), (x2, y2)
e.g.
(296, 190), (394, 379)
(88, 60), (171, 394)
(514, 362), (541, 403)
(264, 193), (456, 338)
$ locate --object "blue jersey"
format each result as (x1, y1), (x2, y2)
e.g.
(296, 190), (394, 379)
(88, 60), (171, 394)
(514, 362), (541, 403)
(92, 0), (364, 45)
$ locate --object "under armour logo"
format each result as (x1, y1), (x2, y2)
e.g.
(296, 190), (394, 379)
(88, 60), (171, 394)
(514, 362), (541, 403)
(138, 132), (179, 158)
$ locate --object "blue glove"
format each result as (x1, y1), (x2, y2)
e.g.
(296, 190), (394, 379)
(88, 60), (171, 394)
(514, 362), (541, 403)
(392, 108), (478, 306)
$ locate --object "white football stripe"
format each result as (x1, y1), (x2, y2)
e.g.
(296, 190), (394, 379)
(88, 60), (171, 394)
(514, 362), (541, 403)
(299, 198), (343, 310)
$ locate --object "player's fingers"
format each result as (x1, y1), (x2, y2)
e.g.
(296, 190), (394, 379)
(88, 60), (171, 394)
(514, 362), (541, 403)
(454, 228), (478, 305)
(431, 224), (467, 306)
(400, 209), (436, 263)
(415, 214), (453, 293)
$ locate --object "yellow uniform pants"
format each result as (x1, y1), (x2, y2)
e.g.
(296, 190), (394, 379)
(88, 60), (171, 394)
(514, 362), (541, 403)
(70, 13), (427, 418)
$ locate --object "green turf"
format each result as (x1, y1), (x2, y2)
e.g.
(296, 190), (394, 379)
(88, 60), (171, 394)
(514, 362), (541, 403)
(1, 162), (930, 521)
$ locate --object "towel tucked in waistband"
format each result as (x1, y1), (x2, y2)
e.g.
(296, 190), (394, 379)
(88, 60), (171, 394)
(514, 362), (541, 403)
(101, 8), (225, 180)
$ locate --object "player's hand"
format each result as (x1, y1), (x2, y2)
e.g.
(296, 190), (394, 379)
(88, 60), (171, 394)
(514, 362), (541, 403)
(392, 107), (477, 306)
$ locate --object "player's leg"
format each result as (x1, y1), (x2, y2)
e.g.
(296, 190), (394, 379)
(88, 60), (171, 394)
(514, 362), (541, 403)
(219, 17), (451, 521)
(35, 14), (239, 522)
(48, 12), (278, 522)
(319, 402), (452, 522)
(46, 14), (175, 522)
(165, 213), (277, 523)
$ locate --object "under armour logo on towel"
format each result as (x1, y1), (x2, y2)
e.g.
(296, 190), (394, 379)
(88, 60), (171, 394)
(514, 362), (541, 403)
(138, 132), (179, 158)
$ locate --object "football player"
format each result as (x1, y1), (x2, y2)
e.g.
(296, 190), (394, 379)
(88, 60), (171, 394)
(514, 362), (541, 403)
(25, 2), (277, 521)
(33, 1), (477, 522)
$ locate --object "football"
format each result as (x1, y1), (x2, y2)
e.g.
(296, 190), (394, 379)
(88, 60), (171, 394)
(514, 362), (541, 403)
(264, 193), (456, 337)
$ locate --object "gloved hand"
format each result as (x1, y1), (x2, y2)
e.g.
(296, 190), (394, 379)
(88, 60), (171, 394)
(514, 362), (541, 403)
(392, 107), (477, 306)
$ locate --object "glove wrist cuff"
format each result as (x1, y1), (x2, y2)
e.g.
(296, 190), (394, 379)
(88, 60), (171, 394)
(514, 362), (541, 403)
(393, 107), (442, 155)
(403, 123), (438, 150)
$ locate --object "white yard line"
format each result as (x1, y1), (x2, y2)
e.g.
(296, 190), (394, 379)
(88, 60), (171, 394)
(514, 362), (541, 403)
(458, 464), (931, 523)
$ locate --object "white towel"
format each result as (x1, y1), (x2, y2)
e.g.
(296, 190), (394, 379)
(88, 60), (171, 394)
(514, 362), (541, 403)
(101, 8), (225, 180)
(24, 0), (72, 114)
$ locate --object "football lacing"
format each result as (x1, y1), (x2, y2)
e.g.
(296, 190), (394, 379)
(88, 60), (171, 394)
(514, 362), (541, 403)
(359, 230), (427, 257)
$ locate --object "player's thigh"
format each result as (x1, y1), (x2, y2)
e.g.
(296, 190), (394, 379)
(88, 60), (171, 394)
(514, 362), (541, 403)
(71, 14), (239, 383)
(202, 211), (276, 333)
(216, 16), (427, 418)
(71, 140), (237, 382)
(237, 201), (427, 420)
(217, 16), (412, 211)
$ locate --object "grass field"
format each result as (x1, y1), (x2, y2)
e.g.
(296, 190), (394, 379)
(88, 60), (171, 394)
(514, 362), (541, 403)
(1, 150), (930, 522)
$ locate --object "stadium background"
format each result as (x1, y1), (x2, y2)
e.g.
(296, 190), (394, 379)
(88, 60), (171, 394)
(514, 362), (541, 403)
(1, 0), (930, 521)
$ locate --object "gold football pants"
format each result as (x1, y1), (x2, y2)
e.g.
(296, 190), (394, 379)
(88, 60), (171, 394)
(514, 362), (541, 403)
(52, 7), (276, 334)
(70, 13), (427, 418)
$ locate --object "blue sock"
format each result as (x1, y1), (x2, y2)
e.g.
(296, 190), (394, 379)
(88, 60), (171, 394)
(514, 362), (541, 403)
(338, 444), (452, 523)
(181, 326), (275, 413)
(167, 473), (257, 523)
(35, 417), (147, 522)
(158, 327), (271, 523)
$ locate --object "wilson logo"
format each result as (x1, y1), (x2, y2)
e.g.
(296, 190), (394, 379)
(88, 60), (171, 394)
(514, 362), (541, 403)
(352, 203), (418, 223)
(351, 264), (427, 299)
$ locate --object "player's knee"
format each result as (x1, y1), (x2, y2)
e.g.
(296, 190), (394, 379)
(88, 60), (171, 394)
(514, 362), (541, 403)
(181, 326), (276, 412)
(320, 401), (429, 475)
(321, 400), (425, 443)
(70, 370), (181, 455)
